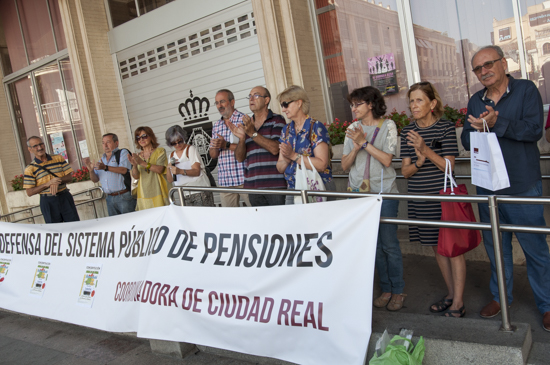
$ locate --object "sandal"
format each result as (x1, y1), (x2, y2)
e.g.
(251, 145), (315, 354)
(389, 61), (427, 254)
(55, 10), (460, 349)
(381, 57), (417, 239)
(373, 294), (391, 308)
(430, 296), (453, 313)
(443, 306), (465, 318)
(387, 294), (407, 311)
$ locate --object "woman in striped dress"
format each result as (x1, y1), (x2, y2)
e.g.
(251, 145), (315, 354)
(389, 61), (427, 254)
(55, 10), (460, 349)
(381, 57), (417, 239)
(400, 82), (463, 317)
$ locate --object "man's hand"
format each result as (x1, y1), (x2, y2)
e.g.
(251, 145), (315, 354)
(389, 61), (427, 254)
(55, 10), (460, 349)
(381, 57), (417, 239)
(84, 157), (93, 170)
(228, 122), (246, 140)
(345, 126), (367, 151)
(94, 161), (106, 170)
(467, 106), (499, 131)
(210, 133), (226, 149)
(242, 115), (256, 137)
(48, 177), (62, 195)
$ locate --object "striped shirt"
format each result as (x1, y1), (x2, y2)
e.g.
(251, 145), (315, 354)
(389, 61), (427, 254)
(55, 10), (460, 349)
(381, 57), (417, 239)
(400, 119), (458, 246)
(243, 110), (287, 189)
(210, 110), (245, 187)
(23, 154), (73, 194)
(400, 119), (458, 195)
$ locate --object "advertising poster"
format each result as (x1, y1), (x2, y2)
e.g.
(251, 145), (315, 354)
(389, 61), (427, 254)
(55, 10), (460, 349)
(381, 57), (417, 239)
(30, 261), (51, 297)
(77, 264), (102, 308)
(50, 132), (68, 160)
(368, 53), (398, 96)
(0, 256), (11, 284)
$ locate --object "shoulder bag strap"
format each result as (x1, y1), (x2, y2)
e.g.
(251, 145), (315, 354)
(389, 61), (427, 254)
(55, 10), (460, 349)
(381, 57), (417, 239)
(32, 163), (59, 178)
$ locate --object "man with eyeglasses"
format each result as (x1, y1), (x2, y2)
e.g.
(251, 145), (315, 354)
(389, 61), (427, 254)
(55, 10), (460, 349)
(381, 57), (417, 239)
(23, 136), (80, 223)
(85, 133), (136, 216)
(461, 45), (550, 331)
(231, 86), (287, 206)
(209, 89), (250, 207)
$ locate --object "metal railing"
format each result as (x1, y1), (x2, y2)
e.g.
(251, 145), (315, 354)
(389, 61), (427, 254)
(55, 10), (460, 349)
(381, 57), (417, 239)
(331, 155), (550, 179)
(1, 187), (106, 224)
(169, 185), (550, 333)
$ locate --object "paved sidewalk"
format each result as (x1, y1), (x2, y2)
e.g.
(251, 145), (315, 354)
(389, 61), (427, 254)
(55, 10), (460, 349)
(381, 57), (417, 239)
(0, 253), (548, 364)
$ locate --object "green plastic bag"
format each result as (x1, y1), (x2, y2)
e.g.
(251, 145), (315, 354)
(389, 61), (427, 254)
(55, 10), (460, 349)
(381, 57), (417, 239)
(369, 335), (425, 365)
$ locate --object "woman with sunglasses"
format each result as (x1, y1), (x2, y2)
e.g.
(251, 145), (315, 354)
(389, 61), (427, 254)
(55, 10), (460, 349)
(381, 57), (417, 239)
(128, 126), (169, 210)
(400, 82), (462, 317)
(165, 125), (214, 206)
(342, 86), (404, 311)
(276, 85), (334, 204)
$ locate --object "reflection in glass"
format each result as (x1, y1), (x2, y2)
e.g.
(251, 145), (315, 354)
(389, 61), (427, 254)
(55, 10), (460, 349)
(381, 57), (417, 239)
(314, 0), (410, 124)
(49, 0), (67, 51)
(17, 0), (57, 64)
(411, 0), (518, 107)
(0, 0), (28, 73)
(518, 0), (550, 104)
(34, 63), (80, 171)
(8, 77), (42, 165)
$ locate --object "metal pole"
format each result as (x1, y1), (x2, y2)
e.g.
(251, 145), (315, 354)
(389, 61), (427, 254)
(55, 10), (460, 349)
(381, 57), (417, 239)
(178, 187), (185, 206)
(488, 195), (515, 332)
(300, 190), (309, 204)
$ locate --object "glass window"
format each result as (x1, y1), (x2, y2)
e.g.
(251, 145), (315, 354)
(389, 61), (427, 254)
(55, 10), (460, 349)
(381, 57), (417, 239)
(0, 0), (28, 73)
(49, 0), (67, 51)
(8, 76), (42, 164)
(34, 63), (81, 171)
(108, 0), (176, 28)
(520, 1), (550, 104)
(17, 0), (57, 64)
(410, 0), (518, 107)
(314, 0), (410, 124)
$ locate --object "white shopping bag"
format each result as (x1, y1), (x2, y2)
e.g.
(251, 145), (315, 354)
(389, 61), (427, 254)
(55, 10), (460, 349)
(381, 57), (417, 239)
(294, 156), (327, 204)
(470, 121), (510, 191)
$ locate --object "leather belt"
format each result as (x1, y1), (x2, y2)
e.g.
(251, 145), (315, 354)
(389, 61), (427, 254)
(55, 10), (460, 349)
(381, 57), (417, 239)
(108, 189), (129, 196)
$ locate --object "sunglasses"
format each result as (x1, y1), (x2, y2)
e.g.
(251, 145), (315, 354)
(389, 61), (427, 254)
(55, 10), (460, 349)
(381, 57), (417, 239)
(280, 100), (295, 109)
(472, 58), (502, 74)
(30, 142), (45, 149)
(136, 134), (149, 141)
(171, 139), (184, 146)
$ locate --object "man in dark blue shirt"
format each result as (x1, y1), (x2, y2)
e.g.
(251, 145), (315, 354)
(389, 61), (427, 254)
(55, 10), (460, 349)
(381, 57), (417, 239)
(461, 45), (550, 331)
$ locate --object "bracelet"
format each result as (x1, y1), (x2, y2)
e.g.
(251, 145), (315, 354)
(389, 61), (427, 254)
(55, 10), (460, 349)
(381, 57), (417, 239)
(294, 154), (301, 162)
(414, 161), (421, 169)
(146, 162), (151, 173)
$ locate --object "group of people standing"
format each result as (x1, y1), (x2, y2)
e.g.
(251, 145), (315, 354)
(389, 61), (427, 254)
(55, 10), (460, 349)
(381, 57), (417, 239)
(21, 44), (550, 331)
(357, 45), (550, 332)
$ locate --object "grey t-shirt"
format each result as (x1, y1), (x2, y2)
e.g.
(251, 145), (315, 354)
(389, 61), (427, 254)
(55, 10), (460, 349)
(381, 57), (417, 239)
(343, 119), (399, 193)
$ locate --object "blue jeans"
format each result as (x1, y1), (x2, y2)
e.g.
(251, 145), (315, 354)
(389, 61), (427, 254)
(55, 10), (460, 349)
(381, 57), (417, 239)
(376, 199), (405, 294)
(106, 191), (136, 216)
(477, 180), (550, 314)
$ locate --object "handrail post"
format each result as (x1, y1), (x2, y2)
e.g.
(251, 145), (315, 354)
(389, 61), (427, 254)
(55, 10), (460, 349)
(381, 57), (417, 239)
(300, 190), (309, 204)
(488, 195), (515, 332)
(178, 187), (186, 206)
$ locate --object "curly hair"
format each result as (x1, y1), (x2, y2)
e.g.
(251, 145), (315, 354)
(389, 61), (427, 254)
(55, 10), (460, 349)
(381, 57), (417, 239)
(347, 86), (387, 118)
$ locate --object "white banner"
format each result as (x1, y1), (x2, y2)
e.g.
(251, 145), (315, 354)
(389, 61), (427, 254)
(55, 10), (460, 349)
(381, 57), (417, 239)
(0, 197), (381, 365)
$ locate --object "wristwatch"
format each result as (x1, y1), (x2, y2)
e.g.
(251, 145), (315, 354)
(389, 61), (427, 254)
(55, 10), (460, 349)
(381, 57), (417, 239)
(251, 132), (258, 139)
(225, 141), (231, 149)
(361, 141), (368, 149)
(104, 165), (108, 171)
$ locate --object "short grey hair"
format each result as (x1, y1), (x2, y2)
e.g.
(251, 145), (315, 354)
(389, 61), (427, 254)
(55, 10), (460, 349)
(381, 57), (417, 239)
(471, 45), (505, 67)
(216, 89), (234, 102)
(27, 136), (42, 147)
(165, 125), (188, 146)
(102, 133), (119, 143)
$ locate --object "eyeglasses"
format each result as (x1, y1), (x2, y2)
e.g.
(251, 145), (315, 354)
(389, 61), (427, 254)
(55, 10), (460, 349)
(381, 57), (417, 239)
(247, 94), (267, 100)
(30, 142), (45, 149)
(350, 102), (366, 109)
(136, 134), (149, 141)
(280, 100), (295, 109)
(171, 139), (184, 146)
(472, 58), (502, 74)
